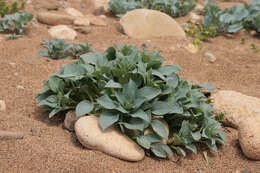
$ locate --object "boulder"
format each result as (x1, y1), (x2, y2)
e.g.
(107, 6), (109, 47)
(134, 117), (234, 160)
(48, 25), (77, 40)
(238, 116), (260, 160)
(63, 111), (82, 131)
(211, 90), (260, 128)
(119, 9), (186, 39)
(75, 115), (145, 161)
(65, 8), (84, 17)
(37, 12), (75, 25)
(85, 15), (107, 26)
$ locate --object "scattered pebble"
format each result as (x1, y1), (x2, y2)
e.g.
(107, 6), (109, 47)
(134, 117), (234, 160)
(14, 72), (19, 76)
(185, 43), (198, 54)
(31, 128), (37, 136)
(17, 85), (25, 89)
(204, 52), (216, 63)
(9, 62), (16, 67)
(0, 100), (6, 112)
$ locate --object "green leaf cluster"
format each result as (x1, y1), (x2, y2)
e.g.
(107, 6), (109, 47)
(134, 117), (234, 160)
(0, 0), (26, 17)
(38, 39), (95, 60)
(109, 0), (197, 17)
(37, 44), (225, 158)
(0, 12), (33, 36)
(203, 0), (260, 34)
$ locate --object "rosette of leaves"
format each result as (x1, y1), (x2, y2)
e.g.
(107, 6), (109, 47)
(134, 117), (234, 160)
(71, 42), (95, 59)
(37, 44), (226, 158)
(109, 0), (197, 18)
(0, 0), (26, 17)
(0, 12), (33, 37)
(38, 39), (95, 59)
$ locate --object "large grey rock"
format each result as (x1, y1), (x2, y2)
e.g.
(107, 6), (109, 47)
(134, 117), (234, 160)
(120, 9), (186, 39)
(48, 25), (77, 40)
(75, 115), (145, 161)
(211, 90), (260, 128)
(37, 12), (75, 25)
(238, 115), (260, 160)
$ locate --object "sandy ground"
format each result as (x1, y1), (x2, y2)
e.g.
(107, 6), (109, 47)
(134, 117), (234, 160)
(0, 0), (260, 172)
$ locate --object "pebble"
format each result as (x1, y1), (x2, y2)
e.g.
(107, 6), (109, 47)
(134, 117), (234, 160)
(205, 52), (216, 63)
(0, 100), (6, 112)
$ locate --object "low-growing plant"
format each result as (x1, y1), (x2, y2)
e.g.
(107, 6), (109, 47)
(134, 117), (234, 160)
(37, 44), (225, 158)
(71, 42), (95, 59)
(185, 22), (217, 46)
(203, 0), (260, 35)
(0, 12), (33, 36)
(38, 39), (95, 59)
(109, 0), (197, 17)
(0, 0), (26, 17)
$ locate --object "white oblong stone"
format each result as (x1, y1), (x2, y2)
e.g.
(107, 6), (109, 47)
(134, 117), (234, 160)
(75, 115), (145, 161)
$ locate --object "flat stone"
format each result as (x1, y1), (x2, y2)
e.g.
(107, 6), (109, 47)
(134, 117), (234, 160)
(211, 90), (260, 128)
(37, 12), (75, 25)
(48, 25), (77, 40)
(75, 115), (145, 161)
(120, 9), (186, 39)
(238, 115), (260, 160)
(65, 8), (84, 17)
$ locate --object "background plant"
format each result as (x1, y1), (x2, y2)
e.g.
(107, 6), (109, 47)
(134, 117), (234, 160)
(0, 0), (26, 17)
(38, 39), (95, 59)
(37, 44), (226, 158)
(109, 0), (197, 17)
(0, 12), (33, 36)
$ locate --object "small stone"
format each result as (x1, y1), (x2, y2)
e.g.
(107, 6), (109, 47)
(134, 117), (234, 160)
(17, 85), (25, 89)
(185, 43), (198, 54)
(239, 115), (260, 160)
(9, 62), (16, 67)
(65, 8), (84, 17)
(31, 128), (37, 136)
(48, 25), (77, 40)
(0, 100), (6, 112)
(73, 18), (90, 26)
(204, 52), (216, 63)
(120, 9), (186, 39)
(74, 27), (91, 34)
(0, 35), (5, 42)
(37, 12), (75, 25)
(211, 90), (260, 129)
(99, 15), (107, 19)
(189, 12), (200, 22)
(14, 72), (19, 76)
(75, 115), (145, 161)
(63, 111), (82, 131)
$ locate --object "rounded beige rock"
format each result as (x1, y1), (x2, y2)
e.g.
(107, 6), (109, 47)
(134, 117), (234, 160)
(75, 115), (145, 161)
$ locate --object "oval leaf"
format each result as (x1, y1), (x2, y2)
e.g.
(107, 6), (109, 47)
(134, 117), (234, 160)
(99, 111), (119, 130)
(151, 120), (168, 139)
(75, 100), (94, 116)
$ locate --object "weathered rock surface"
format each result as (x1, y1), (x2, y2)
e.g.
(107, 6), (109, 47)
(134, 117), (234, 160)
(75, 115), (145, 161)
(48, 25), (77, 40)
(65, 8), (84, 17)
(73, 18), (90, 26)
(37, 12), (75, 25)
(211, 90), (260, 128)
(120, 9), (186, 39)
(238, 115), (260, 160)
(63, 111), (82, 131)
(85, 15), (107, 26)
